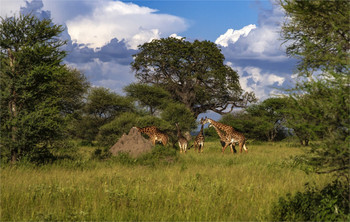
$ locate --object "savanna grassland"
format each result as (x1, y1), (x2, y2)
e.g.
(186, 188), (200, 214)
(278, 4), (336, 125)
(1, 141), (331, 221)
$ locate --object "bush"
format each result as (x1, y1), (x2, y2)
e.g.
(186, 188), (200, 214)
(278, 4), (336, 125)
(271, 180), (350, 221)
(97, 113), (140, 147)
(91, 147), (111, 160)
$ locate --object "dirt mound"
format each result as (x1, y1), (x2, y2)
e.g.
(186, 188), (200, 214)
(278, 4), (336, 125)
(109, 127), (153, 158)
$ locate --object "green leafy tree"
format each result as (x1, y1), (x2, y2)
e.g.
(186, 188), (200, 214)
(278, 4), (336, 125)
(283, 94), (323, 146)
(280, 0), (350, 177)
(131, 37), (256, 118)
(245, 97), (288, 142)
(276, 1), (350, 220)
(161, 102), (197, 133)
(0, 14), (88, 163)
(124, 83), (171, 115)
(281, 0), (349, 74)
(72, 87), (134, 143)
(58, 67), (90, 115)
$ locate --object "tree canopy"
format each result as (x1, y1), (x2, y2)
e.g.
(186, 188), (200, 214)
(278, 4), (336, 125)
(124, 83), (171, 115)
(0, 14), (88, 162)
(281, 0), (349, 74)
(131, 37), (256, 117)
(280, 0), (350, 180)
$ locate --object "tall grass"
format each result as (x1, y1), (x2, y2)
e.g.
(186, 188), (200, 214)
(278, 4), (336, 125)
(1, 142), (331, 221)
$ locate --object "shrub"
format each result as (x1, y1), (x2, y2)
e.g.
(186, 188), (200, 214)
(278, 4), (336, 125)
(271, 180), (350, 221)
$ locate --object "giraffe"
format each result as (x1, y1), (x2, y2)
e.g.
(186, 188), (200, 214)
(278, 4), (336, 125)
(193, 118), (205, 153)
(175, 123), (188, 153)
(209, 124), (237, 154)
(202, 117), (247, 154)
(133, 126), (168, 146)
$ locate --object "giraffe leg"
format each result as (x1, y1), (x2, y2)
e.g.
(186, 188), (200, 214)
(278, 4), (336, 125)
(232, 144), (237, 153)
(222, 143), (230, 154)
(239, 142), (243, 153)
(230, 144), (234, 154)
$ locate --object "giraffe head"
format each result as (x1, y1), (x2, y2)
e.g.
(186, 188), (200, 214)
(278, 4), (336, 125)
(201, 116), (212, 125)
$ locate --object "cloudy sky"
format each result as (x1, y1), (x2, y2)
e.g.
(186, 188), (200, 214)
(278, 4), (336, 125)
(1, 0), (298, 103)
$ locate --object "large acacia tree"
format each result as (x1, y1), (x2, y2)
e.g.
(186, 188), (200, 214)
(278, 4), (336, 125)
(131, 37), (255, 117)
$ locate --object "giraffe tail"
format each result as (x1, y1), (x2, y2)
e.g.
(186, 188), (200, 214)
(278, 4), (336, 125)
(243, 143), (248, 153)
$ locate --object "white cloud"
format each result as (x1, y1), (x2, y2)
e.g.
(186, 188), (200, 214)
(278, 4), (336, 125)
(65, 0), (188, 49)
(0, 0), (25, 18)
(41, 0), (94, 24)
(67, 58), (135, 95)
(169, 33), (183, 39)
(129, 28), (160, 50)
(219, 3), (296, 101)
(219, 3), (288, 62)
(215, 24), (256, 47)
(227, 62), (285, 100)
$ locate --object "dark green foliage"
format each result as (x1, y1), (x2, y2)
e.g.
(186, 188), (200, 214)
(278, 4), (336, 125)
(124, 83), (171, 115)
(273, 1), (350, 219)
(280, 0), (349, 74)
(161, 102), (197, 133)
(203, 127), (220, 141)
(57, 67), (90, 115)
(271, 180), (350, 221)
(280, 0), (350, 179)
(131, 37), (256, 117)
(97, 113), (141, 147)
(0, 14), (88, 163)
(71, 87), (134, 143)
(246, 97), (288, 141)
(84, 87), (133, 120)
(91, 147), (111, 160)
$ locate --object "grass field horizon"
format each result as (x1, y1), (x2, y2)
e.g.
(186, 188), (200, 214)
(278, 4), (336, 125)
(1, 141), (332, 221)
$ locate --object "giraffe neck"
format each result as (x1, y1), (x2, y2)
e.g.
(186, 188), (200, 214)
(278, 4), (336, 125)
(199, 124), (204, 135)
(211, 124), (226, 140)
(208, 118), (231, 132)
(176, 124), (182, 138)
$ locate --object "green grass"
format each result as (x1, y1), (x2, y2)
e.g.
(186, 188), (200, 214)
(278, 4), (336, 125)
(1, 141), (331, 221)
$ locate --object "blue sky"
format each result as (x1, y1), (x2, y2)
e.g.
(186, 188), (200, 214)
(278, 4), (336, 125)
(1, 0), (298, 119)
(119, 0), (270, 41)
